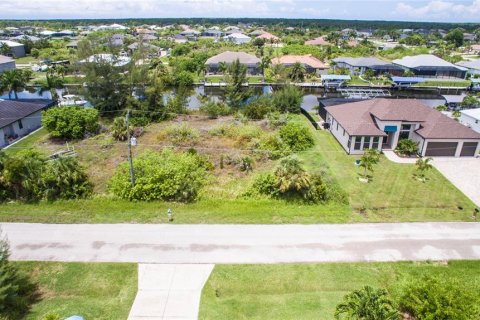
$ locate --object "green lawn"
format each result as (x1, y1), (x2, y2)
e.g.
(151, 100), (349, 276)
(3, 128), (49, 156)
(297, 115), (476, 220)
(199, 261), (480, 320)
(414, 80), (471, 88)
(16, 262), (137, 320)
(15, 56), (40, 64)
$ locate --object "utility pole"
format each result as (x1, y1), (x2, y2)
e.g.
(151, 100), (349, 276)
(126, 109), (135, 187)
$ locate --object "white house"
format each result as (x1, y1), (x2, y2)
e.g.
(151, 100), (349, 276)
(325, 98), (480, 157)
(456, 59), (480, 76)
(460, 109), (480, 133)
(223, 33), (251, 44)
(0, 40), (25, 58)
(0, 100), (54, 148)
(0, 55), (15, 73)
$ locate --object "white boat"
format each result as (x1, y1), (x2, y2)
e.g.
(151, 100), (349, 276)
(60, 94), (88, 106)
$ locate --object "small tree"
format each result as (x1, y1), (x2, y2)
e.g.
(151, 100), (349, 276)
(42, 106), (99, 140)
(0, 230), (38, 319)
(335, 286), (400, 320)
(288, 62), (306, 83)
(415, 157), (433, 182)
(359, 149), (380, 181)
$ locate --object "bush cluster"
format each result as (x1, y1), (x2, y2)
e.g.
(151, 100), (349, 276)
(0, 150), (92, 202)
(42, 106), (99, 140)
(395, 139), (418, 156)
(161, 124), (200, 146)
(199, 101), (230, 119)
(279, 122), (315, 151)
(108, 149), (211, 202)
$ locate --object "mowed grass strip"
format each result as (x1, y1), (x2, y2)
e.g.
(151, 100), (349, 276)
(199, 261), (480, 320)
(16, 262), (137, 320)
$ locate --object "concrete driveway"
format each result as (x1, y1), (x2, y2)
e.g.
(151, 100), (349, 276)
(432, 157), (480, 207)
(2, 222), (480, 263)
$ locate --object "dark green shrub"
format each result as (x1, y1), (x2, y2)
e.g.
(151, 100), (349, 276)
(399, 276), (479, 320)
(200, 101), (229, 119)
(243, 96), (273, 120)
(109, 149), (209, 202)
(395, 139), (418, 156)
(256, 133), (292, 160)
(272, 86), (303, 113)
(42, 106), (99, 139)
(279, 122), (314, 151)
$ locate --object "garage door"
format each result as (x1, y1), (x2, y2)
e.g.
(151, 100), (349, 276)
(425, 142), (457, 156)
(460, 142), (478, 157)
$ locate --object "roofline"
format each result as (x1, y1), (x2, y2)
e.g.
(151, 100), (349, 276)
(0, 100), (55, 128)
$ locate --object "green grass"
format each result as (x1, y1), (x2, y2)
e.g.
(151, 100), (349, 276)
(15, 56), (40, 64)
(199, 260), (480, 320)
(16, 261), (137, 320)
(414, 80), (471, 88)
(203, 75), (264, 84)
(3, 128), (49, 156)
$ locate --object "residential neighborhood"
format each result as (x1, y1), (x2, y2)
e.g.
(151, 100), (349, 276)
(1, 4), (480, 320)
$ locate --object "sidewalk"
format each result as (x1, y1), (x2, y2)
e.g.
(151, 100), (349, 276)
(383, 150), (417, 164)
(128, 264), (214, 320)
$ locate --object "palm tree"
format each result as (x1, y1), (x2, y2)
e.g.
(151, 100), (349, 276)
(359, 148), (380, 181)
(335, 286), (400, 320)
(258, 55), (271, 82)
(0, 69), (29, 99)
(288, 62), (306, 83)
(415, 157), (433, 182)
(270, 63), (286, 83)
(274, 157), (311, 196)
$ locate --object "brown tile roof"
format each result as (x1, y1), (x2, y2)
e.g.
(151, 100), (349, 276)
(271, 54), (327, 69)
(305, 36), (331, 46)
(326, 99), (480, 139)
(256, 32), (279, 41)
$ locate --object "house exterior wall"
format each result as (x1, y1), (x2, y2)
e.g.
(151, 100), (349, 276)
(326, 112), (351, 153)
(0, 110), (43, 147)
(9, 45), (26, 58)
(460, 113), (480, 133)
(0, 60), (15, 73)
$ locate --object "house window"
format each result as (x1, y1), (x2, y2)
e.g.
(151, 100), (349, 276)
(372, 137), (380, 149)
(343, 128), (345, 136)
(354, 136), (362, 150)
(347, 137), (352, 149)
(363, 137), (371, 150)
(18, 120), (23, 130)
(336, 122), (339, 130)
(399, 124), (411, 140)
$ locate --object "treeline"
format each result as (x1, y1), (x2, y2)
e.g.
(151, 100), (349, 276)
(1, 18), (480, 32)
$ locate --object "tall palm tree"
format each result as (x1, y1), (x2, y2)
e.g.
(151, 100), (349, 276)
(288, 62), (306, 83)
(335, 286), (400, 320)
(0, 69), (29, 99)
(359, 148), (380, 180)
(270, 63), (286, 83)
(415, 157), (433, 182)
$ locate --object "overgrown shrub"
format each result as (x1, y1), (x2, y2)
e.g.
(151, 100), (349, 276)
(42, 106), (99, 139)
(162, 124), (200, 146)
(0, 150), (92, 202)
(266, 111), (289, 128)
(279, 122), (314, 151)
(272, 86), (303, 113)
(255, 133), (292, 160)
(399, 276), (480, 320)
(395, 139), (418, 156)
(242, 96), (273, 120)
(108, 149), (210, 202)
(111, 116), (131, 141)
(199, 101), (229, 119)
(0, 231), (38, 319)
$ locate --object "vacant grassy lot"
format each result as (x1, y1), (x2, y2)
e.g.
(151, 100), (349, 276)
(16, 262), (137, 320)
(414, 80), (471, 87)
(1, 114), (476, 223)
(199, 260), (480, 320)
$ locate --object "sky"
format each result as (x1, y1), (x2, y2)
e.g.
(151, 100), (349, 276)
(1, 0), (480, 23)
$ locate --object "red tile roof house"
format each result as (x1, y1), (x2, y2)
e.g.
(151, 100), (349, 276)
(325, 99), (480, 157)
(272, 54), (328, 76)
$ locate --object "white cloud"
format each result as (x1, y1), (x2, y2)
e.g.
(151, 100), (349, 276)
(395, 0), (480, 21)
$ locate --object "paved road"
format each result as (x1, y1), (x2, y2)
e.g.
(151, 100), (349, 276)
(2, 222), (480, 263)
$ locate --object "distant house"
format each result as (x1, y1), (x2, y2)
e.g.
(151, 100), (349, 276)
(0, 55), (16, 73)
(66, 41), (78, 50)
(460, 109), (480, 133)
(0, 100), (55, 148)
(127, 43), (162, 57)
(10, 35), (41, 42)
(305, 36), (331, 46)
(272, 54), (328, 75)
(78, 54), (131, 68)
(393, 54), (467, 79)
(223, 33), (251, 44)
(139, 34), (158, 42)
(40, 30), (75, 37)
(0, 40), (25, 58)
(455, 59), (480, 75)
(249, 30), (266, 37)
(110, 34), (125, 46)
(256, 32), (280, 42)
(205, 51), (261, 75)
(325, 98), (480, 157)
(202, 29), (224, 38)
(333, 57), (403, 76)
